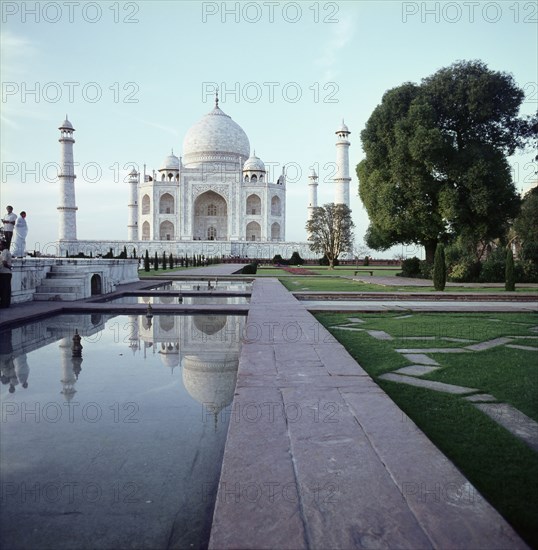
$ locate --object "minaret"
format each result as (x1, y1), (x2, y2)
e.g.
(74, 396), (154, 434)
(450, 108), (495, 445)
(333, 119), (351, 207)
(307, 168), (318, 221)
(58, 116), (78, 240)
(127, 168), (139, 240)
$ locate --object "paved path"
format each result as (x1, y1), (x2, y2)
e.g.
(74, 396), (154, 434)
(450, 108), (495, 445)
(209, 278), (526, 549)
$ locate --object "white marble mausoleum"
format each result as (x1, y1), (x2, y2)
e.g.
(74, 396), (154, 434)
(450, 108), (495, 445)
(55, 95), (351, 259)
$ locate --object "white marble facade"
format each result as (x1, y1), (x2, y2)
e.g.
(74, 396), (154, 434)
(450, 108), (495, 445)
(131, 96), (286, 244)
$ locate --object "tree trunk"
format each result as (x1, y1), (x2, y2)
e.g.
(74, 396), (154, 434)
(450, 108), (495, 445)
(424, 241), (437, 264)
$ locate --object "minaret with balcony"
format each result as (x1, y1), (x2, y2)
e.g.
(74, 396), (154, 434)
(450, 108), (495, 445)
(58, 116), (78, 241)
(333, 120), (351, 208)
(127, 168), (139, 240)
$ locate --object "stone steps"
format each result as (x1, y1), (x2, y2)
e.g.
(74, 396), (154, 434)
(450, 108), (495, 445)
(34, 266), (86, 301)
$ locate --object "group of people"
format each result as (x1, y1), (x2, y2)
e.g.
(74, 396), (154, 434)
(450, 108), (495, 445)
(1, 205), (29, 309)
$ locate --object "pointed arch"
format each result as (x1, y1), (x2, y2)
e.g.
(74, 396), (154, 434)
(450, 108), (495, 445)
(246, 221), (261, 241)
(246, 194), (261, 216)
(271, 195), (281, 216)
(142, 194), (151, 215)
(159, 193), (174, 214)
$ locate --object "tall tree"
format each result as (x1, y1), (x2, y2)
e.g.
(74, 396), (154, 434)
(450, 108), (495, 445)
(358, 60), (526, 262)
(306, 203), (354, 269)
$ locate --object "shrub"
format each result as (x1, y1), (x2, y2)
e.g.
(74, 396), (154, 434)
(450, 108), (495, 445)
(144, 250), (150, 272)
(505, 248), (515, 291)
(448, 258), (481, 282)
(433, 244), (446, 291)
(319, 254), (339, 266)
(419, 260), (433, 280)
(289, 251), (304, 265)
(399, 257), (420, 278)
(363, 255), (369, 266)
(479, 248), (506, 282)
(272, 254), (285, 265)
(241, 262), (258, 274)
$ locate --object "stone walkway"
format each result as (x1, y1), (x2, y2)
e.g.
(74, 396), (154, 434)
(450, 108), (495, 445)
(333, 321), (538, 454)
(209, 278), (526, 549)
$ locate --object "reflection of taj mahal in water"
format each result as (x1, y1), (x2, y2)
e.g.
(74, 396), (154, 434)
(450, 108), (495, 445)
(0, 312), (244, 415)
(55, 93), (351, 257)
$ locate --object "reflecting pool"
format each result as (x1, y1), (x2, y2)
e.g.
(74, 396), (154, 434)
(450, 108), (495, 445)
(0, 312), (245, 549)
(106, 295), (250, 305)
(151, 280), (252, 292)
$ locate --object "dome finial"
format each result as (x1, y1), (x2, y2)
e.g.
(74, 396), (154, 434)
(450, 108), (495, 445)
(215, 87), (219, 108)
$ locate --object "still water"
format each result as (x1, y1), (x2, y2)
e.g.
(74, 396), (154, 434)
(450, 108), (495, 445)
(150, 281), (252, 292)
(106, 295), (250, 305)
(0, 313), (245, 549)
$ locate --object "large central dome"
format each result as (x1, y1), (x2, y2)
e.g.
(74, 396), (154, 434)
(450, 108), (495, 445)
(182, 104), (250, 167)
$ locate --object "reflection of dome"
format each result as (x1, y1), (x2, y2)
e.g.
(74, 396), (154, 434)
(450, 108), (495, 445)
(182, 355), (238, 412)
(159, 351), (180, 369)
(182, 105), (250, 167)
(159, 296), (174, 304)
(193, 315), (227, 335)
(161, 151), (180, 170)
(243, 151), (265, 172)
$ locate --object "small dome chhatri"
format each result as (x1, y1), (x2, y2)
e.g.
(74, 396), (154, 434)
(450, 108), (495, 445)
(161, 149), (180, 171)
(243, 150), (265, 172)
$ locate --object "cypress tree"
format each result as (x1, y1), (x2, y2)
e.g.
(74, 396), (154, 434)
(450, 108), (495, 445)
(505, 247), (515, 291)
(144, 250), (150, 272)
(169, 253), (174, 269)
(154, 251), (159, 271)
(162, 251), (167, 270)
(433, 244), (446, 291)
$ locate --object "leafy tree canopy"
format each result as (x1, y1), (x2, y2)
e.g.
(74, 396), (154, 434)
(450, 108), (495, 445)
(358, 60), (529, 262)
(306, 203), (354, 268)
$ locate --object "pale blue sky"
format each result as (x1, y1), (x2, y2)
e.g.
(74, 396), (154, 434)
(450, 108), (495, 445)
(1, 0), (536, 256)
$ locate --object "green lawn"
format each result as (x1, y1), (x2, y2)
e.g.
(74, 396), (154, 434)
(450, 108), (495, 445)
(315, 311), (538, 548)
(279, 277), (388, 292)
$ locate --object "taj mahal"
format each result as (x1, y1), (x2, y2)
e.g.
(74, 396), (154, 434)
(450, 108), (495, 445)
(55, 93), (351, 259)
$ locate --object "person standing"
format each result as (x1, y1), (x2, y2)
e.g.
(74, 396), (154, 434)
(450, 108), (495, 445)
(0, 240), (13, 308)
(11, 211), (28, 258)
(1, 206), (17, 248)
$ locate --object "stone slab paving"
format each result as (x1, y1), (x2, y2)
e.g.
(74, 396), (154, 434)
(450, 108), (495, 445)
(347, 317), (365, 323)
(332, 325), (364, 332)
(396, 347), (470, 353)
(366, 329), (393, 340)
(209, 278), (526, 549)
(465, 337), (514, 351)
(465, 394), (499, 403)
(402, 353), (440, 366)
(474, 403), (538, 453)
(506, 344), (538, 351)
(394, 365), (441, 376)
(379, 373), (479, 395)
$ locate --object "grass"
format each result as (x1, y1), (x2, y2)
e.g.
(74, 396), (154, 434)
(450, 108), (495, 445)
(315, 311), (538, 548)
(278, 277), (390, 292)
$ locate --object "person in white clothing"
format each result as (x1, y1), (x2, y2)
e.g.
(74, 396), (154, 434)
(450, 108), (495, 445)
(11, 211), (28, 257)
(1, 206), (17, 248)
